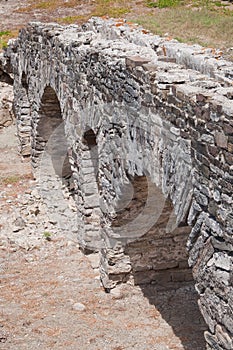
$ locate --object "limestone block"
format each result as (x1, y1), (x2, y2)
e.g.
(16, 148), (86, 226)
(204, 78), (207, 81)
(215, 324), (233, 350)
(125, 56), (151, 70)
(215, 131), (228, 149)
(0, 82), (14, 128)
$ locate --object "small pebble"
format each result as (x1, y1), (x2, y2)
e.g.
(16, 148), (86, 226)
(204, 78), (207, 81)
(72, 302), (86, 311)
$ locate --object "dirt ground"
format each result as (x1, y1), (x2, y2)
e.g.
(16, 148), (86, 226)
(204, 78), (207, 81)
(0, 0), (93, 31)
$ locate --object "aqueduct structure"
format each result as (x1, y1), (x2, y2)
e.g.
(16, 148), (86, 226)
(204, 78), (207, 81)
(0, 17), (233, 349)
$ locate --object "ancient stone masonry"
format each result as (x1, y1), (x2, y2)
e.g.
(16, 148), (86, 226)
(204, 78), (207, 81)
(0, 17), (233, 349)
(0, 82), (14, 128)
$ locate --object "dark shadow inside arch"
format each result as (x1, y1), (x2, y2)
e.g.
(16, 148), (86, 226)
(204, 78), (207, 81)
(111, 174), (207, 349)
(35, 86), (74, 193)
(83, 128), (99, 183)
(15, 71), (31, 157)
(21, 72), (28, 91)
(112, 175), (148, 228)
(80, 128), (102, 252)
(0, 69), (13, 85)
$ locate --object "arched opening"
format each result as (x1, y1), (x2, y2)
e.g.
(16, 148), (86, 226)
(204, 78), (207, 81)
(0, 69), (13, 85)
(79, 128), (102, 251)
(105, 173), (206, 348)
(112, 175), (148, 228)
(83, 129), (98, 184)
(21, 72), (28, 91)
(33, 86), (74, 192)
(15, 72), (31, 156)
(109, 174), (192, 285)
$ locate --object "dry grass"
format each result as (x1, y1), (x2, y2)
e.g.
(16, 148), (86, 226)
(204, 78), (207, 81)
(57, 15), (88, 24)
(0, 29), (20, 50)
(0, 174), (22, 185)
(17, 0), (130, 18)
(2, 0), (233, 59)
(0, 173), (33, 186)
(93, 0), (131, 17)
(134, 5), (233, 50)
(16, 0), (84, 12)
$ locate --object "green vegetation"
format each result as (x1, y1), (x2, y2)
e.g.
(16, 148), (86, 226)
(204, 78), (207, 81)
(43, 231), (52, 241)
(0, 31), (11, 50)
(57, 15), (87, 24)
(135, 5), (233, 51)
(3, 0), (233, 60)
(93, 0), (130, 17)
(17, 0), (82, 12)
(0, 31), (11, 37)
(214, 1), (228, 7)
(146, 0), (181, 8)
(0, 29), (20, 50)
(0, 175), (21, 185)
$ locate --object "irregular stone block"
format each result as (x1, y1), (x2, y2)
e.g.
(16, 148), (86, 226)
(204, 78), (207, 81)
(125, 56), (151, 69)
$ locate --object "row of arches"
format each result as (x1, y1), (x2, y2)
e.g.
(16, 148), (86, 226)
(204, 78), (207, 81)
(27, 85), (192, 287)
(15, 80), (206, 348)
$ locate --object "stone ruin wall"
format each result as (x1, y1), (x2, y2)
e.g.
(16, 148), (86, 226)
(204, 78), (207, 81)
(0, 18), (233, 350)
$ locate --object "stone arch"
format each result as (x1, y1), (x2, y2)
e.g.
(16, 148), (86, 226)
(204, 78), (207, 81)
(78, 128), (102, 252)
(21, 72), (28, 91)
(0, 71), (13, 85)
(102, 170), (192, 287)
(15, 71), (31, 156)
(111, 175), (149, 229)
(32, 86), (73, 188)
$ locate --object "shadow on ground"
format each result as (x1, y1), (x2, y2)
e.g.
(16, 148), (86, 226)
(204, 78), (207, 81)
(139, 280), (207, 350)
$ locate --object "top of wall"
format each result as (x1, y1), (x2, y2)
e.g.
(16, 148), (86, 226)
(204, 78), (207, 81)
(1, 17), (233, 122)
(83, 17), (233, 85)
(11, 16), (233, 86)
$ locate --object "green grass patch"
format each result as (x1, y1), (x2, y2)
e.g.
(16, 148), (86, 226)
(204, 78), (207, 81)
(17, 0), (83, 12)
(35, 1), (54, 9)
(133, 5), (233, 50)
(214, 1), (228, 7)
(43, 231), (52, 241)
(0, 31), (11, 37)
(0, 31), (11, 50)
(0, 175), (21, 185)
(57, 15), (88, 24)
(93, 0), (130, 17)
(146, 0), (181, 8)
(0, 29), (20, 51)
(1, 41), (8, 49)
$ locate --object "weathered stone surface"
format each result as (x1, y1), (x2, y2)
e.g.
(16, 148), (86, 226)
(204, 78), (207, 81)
(215, 131), (228, 149)
(125, 56), (151, 69)
(0, 82), (14, 128)
(1, 17), (233, 350)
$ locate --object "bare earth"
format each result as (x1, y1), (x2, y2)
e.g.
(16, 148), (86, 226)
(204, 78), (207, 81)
(0, 0), (95, 31)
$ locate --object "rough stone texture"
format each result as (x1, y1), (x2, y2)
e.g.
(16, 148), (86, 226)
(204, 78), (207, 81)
(0, 124), (207, 350)
(0, 82), (14, 128)
(0, 17), (233, 350)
